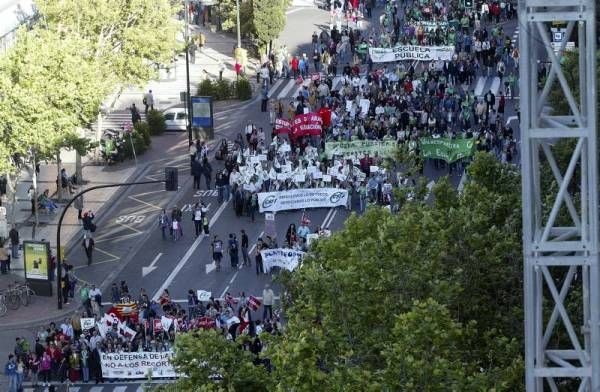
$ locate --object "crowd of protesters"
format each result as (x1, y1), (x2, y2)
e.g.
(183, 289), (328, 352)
(4, 280), (280, 389)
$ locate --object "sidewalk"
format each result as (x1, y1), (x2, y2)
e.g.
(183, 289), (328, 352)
(110, 22), (261, 114)
(0, 133), (192, 329)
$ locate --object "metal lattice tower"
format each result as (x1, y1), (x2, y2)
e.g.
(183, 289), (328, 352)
(520, 0), (599, 390)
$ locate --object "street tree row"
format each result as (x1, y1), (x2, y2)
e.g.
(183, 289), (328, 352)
(0, 0), (180, 224)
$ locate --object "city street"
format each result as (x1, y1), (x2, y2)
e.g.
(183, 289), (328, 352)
(1, 1), (525, 390)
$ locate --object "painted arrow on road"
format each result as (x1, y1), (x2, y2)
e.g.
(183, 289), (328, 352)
(142, 253), (163, 277)
(206, 261), (216, 274)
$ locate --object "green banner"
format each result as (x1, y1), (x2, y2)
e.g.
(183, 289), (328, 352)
(324, 140), (397, 159)
(419, 137), (476, 163)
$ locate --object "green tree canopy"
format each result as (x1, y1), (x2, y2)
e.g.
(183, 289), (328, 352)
(165, 153), (525, 391)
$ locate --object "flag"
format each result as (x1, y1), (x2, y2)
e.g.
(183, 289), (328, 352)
(153, 319), (163, 333)
(161, 316), (173, 331)
(248, 295), (261, 311)
(118, 324), (136, 340)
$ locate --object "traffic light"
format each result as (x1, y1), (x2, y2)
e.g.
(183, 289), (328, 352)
(165, 167), (178, 191)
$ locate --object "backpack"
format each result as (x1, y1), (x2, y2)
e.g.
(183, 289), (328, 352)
(230, 239), (238, 253)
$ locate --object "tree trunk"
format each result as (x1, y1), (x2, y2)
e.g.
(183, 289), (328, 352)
(32, 154), (39, 231)
(75, 150), (83, 185)
(5, 170), (18, 230)
(56, 152), (63, 202)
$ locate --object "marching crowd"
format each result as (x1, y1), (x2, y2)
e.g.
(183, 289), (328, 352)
(4, 280), (279, 389)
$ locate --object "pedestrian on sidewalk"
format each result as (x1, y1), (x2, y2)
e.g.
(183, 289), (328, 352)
(90, 284), (102, 315)
(260, 84), (269, 112)
(8, 225), (19, 259)
(0, 240), (9, 274)
(143, 90), (155, 114)
(192, 158), (202, 190)
(82, 235), (95, 265)
(27, 185), (35, 213)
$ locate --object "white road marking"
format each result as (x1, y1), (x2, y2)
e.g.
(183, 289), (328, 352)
(490, 77), (501, 95)
(277, 79), (297, 99)
(152, 200), (230, 301)
(219, 285), (230, 299)
(324, 208), (338, 228)
(229, 271), (239, 284)
(267, 79), (284, 98)
(474, 76), (486, 96)
(142, 253), (163, 277)
(321, 208), (334, 228)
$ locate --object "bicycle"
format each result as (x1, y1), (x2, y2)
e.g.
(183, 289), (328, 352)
(0, 293), (7, 316)
(16, 282), (35, 306)
(4, 284), (20, 310)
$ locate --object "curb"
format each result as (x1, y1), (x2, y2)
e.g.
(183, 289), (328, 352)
(0, 126), (227, 329)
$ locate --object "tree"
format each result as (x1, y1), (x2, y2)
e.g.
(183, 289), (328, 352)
(169, 330), (270, 392)
(36, 0), (181, 89)
(251, 0), (286, 54)
(0, 27), (110, 221)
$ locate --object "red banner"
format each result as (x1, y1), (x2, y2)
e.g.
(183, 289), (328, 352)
(274, 118), (291, 134)
(198, 316), (216, 330)
(292, 113), (323, 138)
(153, 319), (163, 332)
(248, 295), (262, 311)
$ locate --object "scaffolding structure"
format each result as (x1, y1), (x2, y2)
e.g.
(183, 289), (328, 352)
(519, 0), (599, 390)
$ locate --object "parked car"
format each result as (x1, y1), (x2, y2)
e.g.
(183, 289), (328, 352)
(163, 107), (187, 131)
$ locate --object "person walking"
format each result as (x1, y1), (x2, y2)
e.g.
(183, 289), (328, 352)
(262, 284), (274, 321)
(39, 352), (51, 387)
(158, 209), (171, 240)
(143, 90), (154, 114)
(255, 238), (264, 275)
(202, 157), (212, 190)
(228, 233), (239, 270)
(192, 202), (203, 237)
(8, 226), (18, 260)
(192, 158), (202, 190)
(240, 229), (250, 267)
(212, 235), (223, 272)
(5, 354), (18, 392)
(0, 240), (10, 275)
(130, 103), (141, 124)
(82, 235), (95, 265)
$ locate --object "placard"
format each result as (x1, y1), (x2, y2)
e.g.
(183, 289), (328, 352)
(196, 290), (212, 302)
(313, 171), (323, 179)
(258, 188), (348, 212)
(258, 154), (268, 161)
(323, 174), (332, 182)
(81, 318), (96, 330)
(294, 174), (305, 183)
(261, 248), (305, 272)
(370, 166), (379, 173)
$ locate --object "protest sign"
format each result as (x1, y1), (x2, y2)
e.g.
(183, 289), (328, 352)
(419, 137), (476, 163)
(153, 319), (163, 332)
(359, 99), (370, 115)
(323, 174), (332, 182)
(261, 248), (305, 272)
(258, 188), (348, 212)
(419, 21), (449, 32)
(248, 295), (261, 310)
(275, 118), (291, 134)
(100, 351), (177, 379)
(81, 318), (96, 330)
(368, 45), (455, 62)
(196, 290), (212, 301)
(198, 316), (216, 329)
(292, 113), (323, 137)
(324, 140), (397, 159)
(294, 174), (305, 183)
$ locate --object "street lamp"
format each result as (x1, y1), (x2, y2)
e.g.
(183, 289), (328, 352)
(184, 0), (193, 148)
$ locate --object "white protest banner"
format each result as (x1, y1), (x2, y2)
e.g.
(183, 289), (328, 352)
(100, 351), (177, 379)
(81, 318), (96, 330)
(197, 290), (212, 302)
(368, 45), (454, 62)
(359, 99), (370, 115)
(258, 188), (348, 212)
(261, 248), (305, 272)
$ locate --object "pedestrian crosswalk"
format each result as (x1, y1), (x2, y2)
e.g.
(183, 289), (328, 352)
(24, 383), (151, 392)
(266, 74), (510, 101)
(473, 76), (503, 97)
